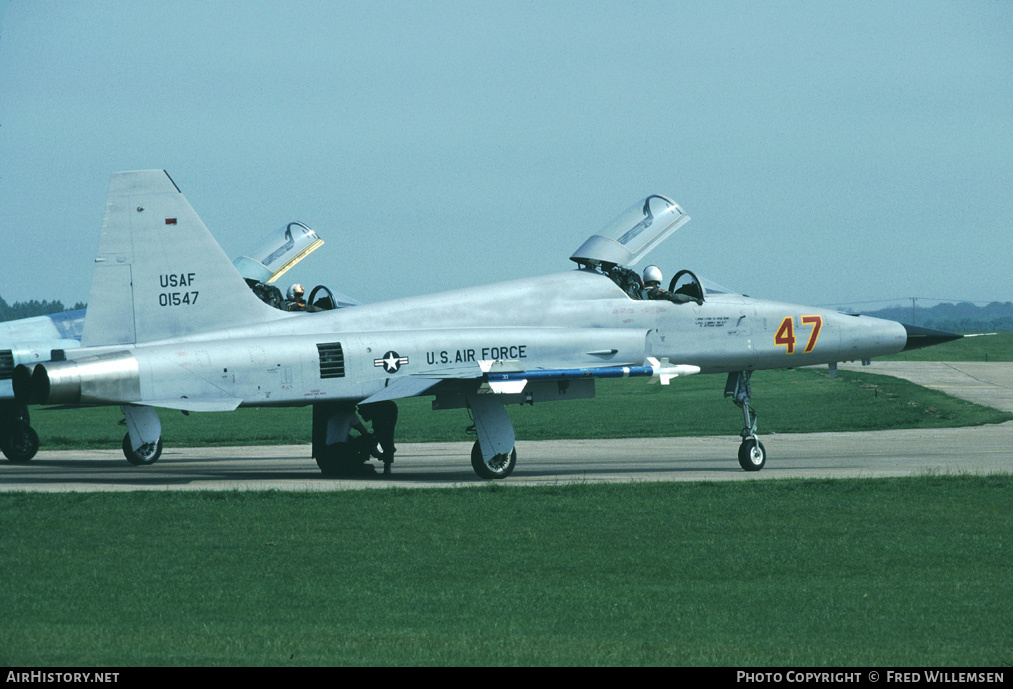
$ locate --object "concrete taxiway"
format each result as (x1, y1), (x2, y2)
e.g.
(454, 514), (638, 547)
(837, 360), (1013, 412)
(2, 362), (1011, 492)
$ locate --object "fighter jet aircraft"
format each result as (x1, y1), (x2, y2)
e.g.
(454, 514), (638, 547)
(0, 216), (345, 461)
(10, 170), (960, 477)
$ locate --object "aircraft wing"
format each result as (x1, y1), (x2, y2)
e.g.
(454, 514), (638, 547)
(134, 398), (244, 412)
(358, 376), (444, 405)
(474, 358), (700, 391)
(416, 357), (698, 390)
(357, 356), (699, 406)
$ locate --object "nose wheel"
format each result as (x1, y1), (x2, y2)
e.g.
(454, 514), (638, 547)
(738, 438), (766, 471)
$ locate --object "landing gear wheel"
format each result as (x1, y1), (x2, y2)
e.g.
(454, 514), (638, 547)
(315, 442), (374, 477)
(738, 439), (766, 472)
(316, 455), (374, 477)
(123, 433), (163, 465)
(2, 424), (39, 463)
(470, 441), (517, 480)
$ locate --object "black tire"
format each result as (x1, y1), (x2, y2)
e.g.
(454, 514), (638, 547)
(738, 439), (766, 471)
(470, 441), (517, 480)
(122, 433), (162, 465)
(2, 424), (39, 463)
(315, 443), (373, 477)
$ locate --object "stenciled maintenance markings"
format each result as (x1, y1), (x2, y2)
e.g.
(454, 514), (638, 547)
(695, 316), (730, 328)
(158, 272), (199, 307)
(426, 345), (528, 365)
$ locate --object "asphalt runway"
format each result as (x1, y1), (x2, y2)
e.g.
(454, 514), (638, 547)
(3, 362), (1011, 492)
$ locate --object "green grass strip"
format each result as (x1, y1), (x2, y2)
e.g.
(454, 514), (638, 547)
(2, 476), (1009, 666)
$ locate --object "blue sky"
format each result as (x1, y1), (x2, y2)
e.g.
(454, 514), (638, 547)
(1, 1), (1010, 310)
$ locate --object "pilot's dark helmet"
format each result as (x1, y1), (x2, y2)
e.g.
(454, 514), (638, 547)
(287, 283), (305, 301)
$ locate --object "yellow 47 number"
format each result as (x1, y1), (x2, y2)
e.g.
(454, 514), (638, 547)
(774, 315), (823, 354)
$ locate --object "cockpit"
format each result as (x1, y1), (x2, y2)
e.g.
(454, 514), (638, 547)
(570, 194), (727, 304)
(234, 222), (360, 312)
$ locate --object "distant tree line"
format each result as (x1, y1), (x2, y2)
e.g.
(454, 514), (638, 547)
(0, 295), (87, 323)
(864, 301), (1013, 332)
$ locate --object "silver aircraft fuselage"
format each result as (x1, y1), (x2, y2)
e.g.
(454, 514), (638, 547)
(37, 269), (906, 410)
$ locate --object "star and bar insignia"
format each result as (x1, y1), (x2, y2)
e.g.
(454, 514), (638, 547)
(374, 350), (408, 374)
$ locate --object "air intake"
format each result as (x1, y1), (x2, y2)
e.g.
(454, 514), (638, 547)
(0, 350), (13, 380)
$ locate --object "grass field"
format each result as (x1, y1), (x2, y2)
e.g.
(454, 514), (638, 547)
(1, 476), (1009, 666)
(6, 342), (1011, 666)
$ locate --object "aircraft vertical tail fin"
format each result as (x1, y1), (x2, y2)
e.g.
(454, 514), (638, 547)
(81, 170), (286, 347)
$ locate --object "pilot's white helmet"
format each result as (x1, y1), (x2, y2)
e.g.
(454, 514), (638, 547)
(287, 283), (305, 300)
(642, 265), (663, 287)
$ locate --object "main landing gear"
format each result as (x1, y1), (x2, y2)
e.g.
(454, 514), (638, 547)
(122, 434), (163, 465)
(121, 405), (163, 466)
(471, 442), (517, 480)
(467, 395), (517, 479)
(0, 402), (39, 463)
(725, 371), (766, 471)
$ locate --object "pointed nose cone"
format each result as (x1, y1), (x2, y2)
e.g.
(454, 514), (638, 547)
(901, 323), (963, 352)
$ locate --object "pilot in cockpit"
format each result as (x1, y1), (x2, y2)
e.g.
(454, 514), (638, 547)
(642, 266), (662, 294)
(642, 265), (700, 305)
(285, 283), (308, 311)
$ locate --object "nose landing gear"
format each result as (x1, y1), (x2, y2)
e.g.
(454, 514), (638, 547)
(726, 371), (766, 471)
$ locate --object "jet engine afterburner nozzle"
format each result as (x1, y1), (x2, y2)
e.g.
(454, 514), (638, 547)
(11, 363), (39, 405)
(13, 351), (141, 406)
